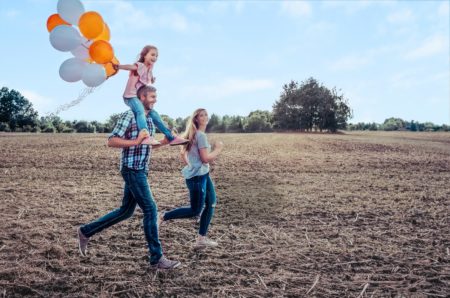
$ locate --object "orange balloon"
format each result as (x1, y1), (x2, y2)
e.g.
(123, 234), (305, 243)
(79, 11), (104, 39)
(89, 40), (114, 64)
(94, 23), (110, 42)
(46, 14), (70, 32)
(104, 57), (120, 78)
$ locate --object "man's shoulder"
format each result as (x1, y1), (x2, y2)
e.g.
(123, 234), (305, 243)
(113, 110), (135, 129)
(117, 110), (134, 122)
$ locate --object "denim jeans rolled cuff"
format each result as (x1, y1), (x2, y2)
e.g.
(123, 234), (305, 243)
(149, 109), (175, 141)
(124, 97), (149, 133)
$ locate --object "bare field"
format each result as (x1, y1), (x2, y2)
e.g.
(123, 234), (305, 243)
(0, 131), (449, 297)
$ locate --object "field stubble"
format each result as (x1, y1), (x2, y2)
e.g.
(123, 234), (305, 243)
(0, 131), (449, 297)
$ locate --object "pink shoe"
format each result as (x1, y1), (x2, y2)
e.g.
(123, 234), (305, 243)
(142, 137), (161, 146)
(169, 136), (189, 146)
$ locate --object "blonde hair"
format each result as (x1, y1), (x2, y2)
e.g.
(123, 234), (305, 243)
(133, 45), (158, 76)
(182, 108), (207, 152)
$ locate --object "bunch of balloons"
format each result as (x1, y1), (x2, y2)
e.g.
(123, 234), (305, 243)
(47, 0), (119, 87)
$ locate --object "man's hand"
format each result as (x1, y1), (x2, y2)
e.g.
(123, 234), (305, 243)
(151, 76), (156, 84)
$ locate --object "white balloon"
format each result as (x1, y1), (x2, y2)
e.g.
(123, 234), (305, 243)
(71, 39), (92, 60)
(59, 58), (87, 82)
(49, 25), (82, 52)
(57, 0), (85, 25)
(82, 63), (106, 87)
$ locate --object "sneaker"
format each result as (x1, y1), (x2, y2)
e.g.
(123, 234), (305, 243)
(77, 227), (89, 257)
(151, 255), (181, 270)
(169, 136), (189, 146)
(141, 137), (161, 146)
(195, 236), (218, 249)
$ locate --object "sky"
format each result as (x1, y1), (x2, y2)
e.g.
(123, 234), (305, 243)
(0, 0), (449, 124)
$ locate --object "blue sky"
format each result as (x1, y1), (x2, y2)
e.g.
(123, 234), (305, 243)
(0, 0), (449, 124)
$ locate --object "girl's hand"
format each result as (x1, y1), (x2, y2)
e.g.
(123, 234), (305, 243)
(112, 64), (119, 71)
(214, 141), (224, 151)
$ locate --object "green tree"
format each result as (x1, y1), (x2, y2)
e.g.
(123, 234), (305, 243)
(244, 110), (273, 132)
(0, 87), (39, 130)
(104, 113), (123, 132)
(91, 121), (105, 133)
(227, 116), (245, 132)
(74, 120), (95, 133)
(207, 113), (221, 132)
(272, 78), (351, 132)
(381, 117), (405, 131)
(157, 114), (174, 134)
(175, 117), (188, 134)
(410, 120), (418, 132)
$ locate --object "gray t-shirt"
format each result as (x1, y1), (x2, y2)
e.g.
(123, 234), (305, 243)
(181, 131), (210, 179)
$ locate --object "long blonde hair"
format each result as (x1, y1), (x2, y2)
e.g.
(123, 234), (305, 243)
(182, 108), (207, 152)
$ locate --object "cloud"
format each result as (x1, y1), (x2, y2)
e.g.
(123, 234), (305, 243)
(390, 70), (449, 89)
(321, 1), (389, 14)
(280, 1), (312, 17)
(207, 1), (245, 15)
(157, 12), (189, 32)
(183, 78), (275, 100)
(21, 90), (55, 113)
(387, 9), (415, 23)
(89, 0), (193, 33)
(331, 55), (371, 71)
(438, 1), (449, 17)
(2, 9), (20, 18)
(405, 35), (448, 59)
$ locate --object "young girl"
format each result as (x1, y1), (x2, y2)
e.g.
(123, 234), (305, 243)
(115, 45), (188, 146)
(158, 108), (223, 248)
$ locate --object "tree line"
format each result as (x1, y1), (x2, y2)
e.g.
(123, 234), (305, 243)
(348, 118), (450, 132)
(1, 80), (446, 133)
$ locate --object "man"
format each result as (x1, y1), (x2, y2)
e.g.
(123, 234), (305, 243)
(77, 85), (180, 270)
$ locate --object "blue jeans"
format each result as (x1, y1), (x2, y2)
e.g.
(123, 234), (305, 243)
(80, 167), (162, 264)
(163, 173), (217, 236)
(124, 97), (175, 141)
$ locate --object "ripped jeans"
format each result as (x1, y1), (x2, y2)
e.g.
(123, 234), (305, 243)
(163, 173), (217, 236)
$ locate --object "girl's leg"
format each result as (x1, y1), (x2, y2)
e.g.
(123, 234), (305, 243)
(149, 109), (175, 141)
(126, 97), (149, 132)
(198, 174), (217, 236)
(163, 175), (207, 220)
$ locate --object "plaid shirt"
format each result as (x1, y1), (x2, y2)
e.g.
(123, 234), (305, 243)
(109, 110), (155, 172)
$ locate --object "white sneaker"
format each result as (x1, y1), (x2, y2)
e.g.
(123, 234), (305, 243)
(195, 236), (218, 249)
(142, 137), (161, 146)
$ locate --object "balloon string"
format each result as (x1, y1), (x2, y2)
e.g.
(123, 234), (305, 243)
(45, 86), (100, 117)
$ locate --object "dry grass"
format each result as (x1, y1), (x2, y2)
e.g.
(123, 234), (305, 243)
(0, 131), (449, 297)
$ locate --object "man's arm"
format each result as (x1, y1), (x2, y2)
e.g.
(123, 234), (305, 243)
(108, 130), (147, 148)
(108, 137), (138, 148)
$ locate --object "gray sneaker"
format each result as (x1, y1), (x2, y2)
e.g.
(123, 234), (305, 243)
(77, 227), (89, 257)
(151, 255), (181, 270)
